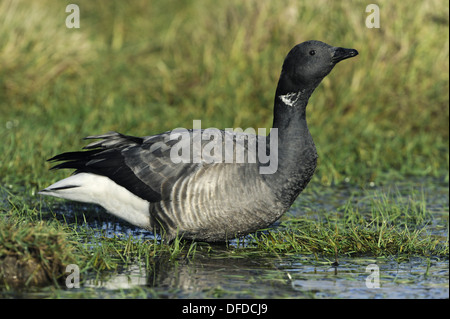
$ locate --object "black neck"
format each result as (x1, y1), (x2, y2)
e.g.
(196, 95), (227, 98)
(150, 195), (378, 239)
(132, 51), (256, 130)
(262, 81), (319, 208)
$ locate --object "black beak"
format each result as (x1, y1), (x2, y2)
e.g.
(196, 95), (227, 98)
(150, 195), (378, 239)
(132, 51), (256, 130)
(332, 47), (359, 63)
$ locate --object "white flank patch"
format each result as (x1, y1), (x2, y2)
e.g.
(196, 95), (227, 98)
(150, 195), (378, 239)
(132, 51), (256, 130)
(39, 173), (151, 229)
(279, 92), (301, 106)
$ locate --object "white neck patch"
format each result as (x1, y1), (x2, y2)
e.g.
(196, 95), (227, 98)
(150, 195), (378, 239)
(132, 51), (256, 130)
(278, 91), (302, 107)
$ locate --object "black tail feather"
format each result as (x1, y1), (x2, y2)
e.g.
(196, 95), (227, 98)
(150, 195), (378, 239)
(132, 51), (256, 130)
(46, 132), (160, 202)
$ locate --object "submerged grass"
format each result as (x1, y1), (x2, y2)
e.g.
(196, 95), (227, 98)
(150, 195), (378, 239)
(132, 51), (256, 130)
(250, 187), (448, 257)
(253, 218), (447, 257)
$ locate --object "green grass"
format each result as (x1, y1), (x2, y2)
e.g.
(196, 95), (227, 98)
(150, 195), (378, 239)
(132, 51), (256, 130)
(0, 220), (77, 288)
(253, 208), (447, 258)
(247, 185), (448, 257)
(0, 189), (80, 288)
(0, 0), (448, 293)
(0, 0), (448, 189)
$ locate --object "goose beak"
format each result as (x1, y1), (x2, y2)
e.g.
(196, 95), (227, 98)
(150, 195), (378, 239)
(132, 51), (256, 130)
(332, 47), (359, 63)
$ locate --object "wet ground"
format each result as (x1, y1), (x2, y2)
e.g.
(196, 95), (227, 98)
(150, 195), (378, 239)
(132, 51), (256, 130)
(1, 177), (449, 298)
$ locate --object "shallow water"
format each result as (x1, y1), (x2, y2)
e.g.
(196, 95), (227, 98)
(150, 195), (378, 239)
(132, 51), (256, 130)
(1, 177), (449, 299)
(80, 253), (448, 299)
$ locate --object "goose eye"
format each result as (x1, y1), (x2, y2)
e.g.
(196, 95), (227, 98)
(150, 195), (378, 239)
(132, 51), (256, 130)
(309, 50), (316, 56)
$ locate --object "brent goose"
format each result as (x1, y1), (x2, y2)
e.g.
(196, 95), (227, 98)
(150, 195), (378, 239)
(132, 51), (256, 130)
(39, 40), (358, 242)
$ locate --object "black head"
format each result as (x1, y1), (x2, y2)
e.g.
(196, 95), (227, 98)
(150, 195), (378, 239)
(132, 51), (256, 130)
(276, 40), (358, 96)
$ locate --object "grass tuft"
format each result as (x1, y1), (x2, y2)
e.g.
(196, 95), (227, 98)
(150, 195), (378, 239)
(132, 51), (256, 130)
(252, 218), (448, 257)
(0, 219), (79, 288)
